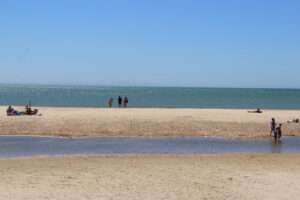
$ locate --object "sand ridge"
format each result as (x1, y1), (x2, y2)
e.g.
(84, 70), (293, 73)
(1, 106), (300, 138)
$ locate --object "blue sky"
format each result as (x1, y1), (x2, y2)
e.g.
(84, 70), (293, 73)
(1, 0), (300, 88)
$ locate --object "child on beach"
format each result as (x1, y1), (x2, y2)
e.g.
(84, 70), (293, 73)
(276, 124), (282, 140)
(273, 123), (282, 142)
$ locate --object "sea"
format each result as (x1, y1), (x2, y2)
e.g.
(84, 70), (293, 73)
(0, 84), (300, 109)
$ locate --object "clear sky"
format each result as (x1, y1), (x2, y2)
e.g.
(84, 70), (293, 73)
(1, 0), (300, 88)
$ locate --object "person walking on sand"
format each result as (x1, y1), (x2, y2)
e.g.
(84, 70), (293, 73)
(123, 96), (128, 108)
(108, 97), (113, 108)
(270, 118), (276, 136)
(118, 96), (122, 108)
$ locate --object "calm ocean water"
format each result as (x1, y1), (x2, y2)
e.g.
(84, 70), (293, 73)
(0, 84), (300, 109)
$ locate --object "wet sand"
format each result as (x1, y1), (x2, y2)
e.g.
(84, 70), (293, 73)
(0, 154), (299, 200)
(1, 106), (300, 138)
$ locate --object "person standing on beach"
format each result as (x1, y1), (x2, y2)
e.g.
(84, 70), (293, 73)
(108, 97), (113, 108)
(124, 96), (129, 108)
(276, 124), (282, 140)
(118, 96), (122, 108)
(270, 118), (276, 136)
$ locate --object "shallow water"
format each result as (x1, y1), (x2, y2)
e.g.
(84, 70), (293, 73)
(0, 136), (299, 158)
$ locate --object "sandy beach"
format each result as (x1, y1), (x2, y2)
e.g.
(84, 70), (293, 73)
(1, 106), (300, 138)
(0, 154), (299, 200)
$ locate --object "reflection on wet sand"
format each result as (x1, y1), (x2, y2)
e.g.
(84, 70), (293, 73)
(271, 140), (282, 153)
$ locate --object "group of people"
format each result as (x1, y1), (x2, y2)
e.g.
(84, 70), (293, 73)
(6, 104), (39, 116)
(108, 96), (129, 108)
(270, 118), (282, 142)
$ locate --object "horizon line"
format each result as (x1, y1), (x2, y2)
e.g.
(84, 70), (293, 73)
(0, 82), (300, 90)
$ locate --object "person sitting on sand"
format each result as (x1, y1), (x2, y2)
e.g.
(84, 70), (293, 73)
(248, 108), (263, 114)
(287, 118), (299, 123)
(7, 105), (14, 114)
(25, 104), (38, 115)
(270, 118), (276, 136)
(6, 105), (20, 116)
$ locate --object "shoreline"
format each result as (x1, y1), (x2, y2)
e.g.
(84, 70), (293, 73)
(4, 104), (300, 110)
(0, 152), (287, 161)
(0, 152), (297, 160)
(1, 106), (300, 138)
(0, 134), (293, 141)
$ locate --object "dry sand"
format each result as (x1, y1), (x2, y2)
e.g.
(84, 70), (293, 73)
(1, 106), (300, 138)
(0, 107), (300, 137)
(0, 154), (299, 200)
(1, 107), (300, 199)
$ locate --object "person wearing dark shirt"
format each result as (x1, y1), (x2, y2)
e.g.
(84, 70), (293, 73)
(270, 118), (276, 136)
(118, 96), (122, 108)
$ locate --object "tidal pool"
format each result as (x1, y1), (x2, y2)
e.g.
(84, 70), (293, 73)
(0, 136), (299, 158)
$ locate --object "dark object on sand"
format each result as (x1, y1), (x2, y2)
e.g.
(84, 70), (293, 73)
(248, 108), (263, 114)
(6, 104), (38, 116)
